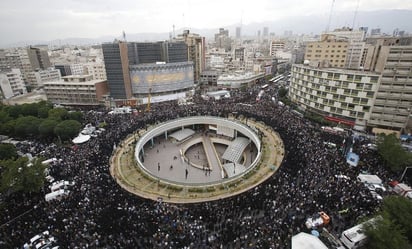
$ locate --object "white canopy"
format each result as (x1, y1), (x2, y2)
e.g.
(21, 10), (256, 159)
(72, 134), (91, 144)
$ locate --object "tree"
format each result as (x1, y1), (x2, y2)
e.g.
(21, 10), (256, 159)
(364, 216), (412, 249)
(48, 107), (68, 121)
(0, 157), (46, 195)
(278, 87), (288, 98)
(381, 196), (412, 242)
(0, 110), (11, 124)
(377, 134), (412, 172)
(67, 111), (83, 123)
(0, 119), (16, 136)
(364, 196), (412, 249)
(14, 116), (42, 138)
(0, 144), (18, 160)
(6, 105), (22, 118)
(54, 120), (81, 141)
(38, 119), (59, 138)
(21, 103), (38, 116)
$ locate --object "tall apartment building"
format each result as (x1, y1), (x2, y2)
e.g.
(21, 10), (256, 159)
(102, 40), (193, 102)
(368, 45), (412, 131)
(214, 28), (231, 52)
(174, 30), (205, 83)
(236, 27), (241, 39)
(269, 41), (285, 57)
(27, 46), (51, 70)
(0, 69), (27, 99)
(304, 34), (349, 68)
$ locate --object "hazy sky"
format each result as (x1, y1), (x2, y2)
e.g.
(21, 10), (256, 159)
(1, 0), (411, 45)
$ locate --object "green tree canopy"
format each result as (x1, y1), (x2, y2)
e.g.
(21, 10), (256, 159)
(0, 157), (46, 195)
(14, 116), (42, 138)
(48, 107), (68, 121)
(364, 196), (412, 249)
(20, 103), (39, 116)
(0, 119), (16, 136)
(278, 87), (288, 98)
(0, 143), (18, 160)
(364, 216), (411, 249)
(67, 111), (83, 123)
(6, 105), (22, 118)
(54, 120), (81, 141)
(38, 119), (59, 138)
(377, 134), (412, 172)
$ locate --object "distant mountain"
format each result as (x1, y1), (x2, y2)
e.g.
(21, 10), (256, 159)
(2, 9), (411, 48)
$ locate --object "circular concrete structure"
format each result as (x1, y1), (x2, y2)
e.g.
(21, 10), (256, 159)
(110, 116), (285, 203)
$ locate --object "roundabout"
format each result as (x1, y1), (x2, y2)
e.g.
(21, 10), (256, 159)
(110, 116), (285, 203)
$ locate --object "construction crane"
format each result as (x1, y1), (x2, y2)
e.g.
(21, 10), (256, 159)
(325, 0), (335, 32)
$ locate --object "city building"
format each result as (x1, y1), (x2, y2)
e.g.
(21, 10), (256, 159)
(55, 64), (84, 76)
(270, 41), (285, 57)
(84, 62), (107, 80)
(367, 45), (412, 131)
(236, 27), (241, 40)
(102, 40), (193, 102)
(43, 75), (108, 106)
(27, 46), (51, 71)
(174, 30), (205, 84)
(217, 71), (265, 89)
(214, 28), (231, 51)
(304, 34), (349, 68)
(0, 69), (27, 99)
(26, 68), (61, 88)
(289, 64), (380, 130)
(263, 27), (269, 38)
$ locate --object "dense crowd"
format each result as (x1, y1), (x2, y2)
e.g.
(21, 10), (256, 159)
(0, 83), (396, 248)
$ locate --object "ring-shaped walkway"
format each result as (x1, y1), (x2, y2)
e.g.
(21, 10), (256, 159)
(110, 116), (285, 203)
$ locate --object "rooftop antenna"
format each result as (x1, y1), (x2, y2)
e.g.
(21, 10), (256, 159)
(122, 31), (126, 42)
(173, 24), (176, 39)
(325, 0), (335, 32)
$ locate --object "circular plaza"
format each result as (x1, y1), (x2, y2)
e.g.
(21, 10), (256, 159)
(110, 116), (284, 203)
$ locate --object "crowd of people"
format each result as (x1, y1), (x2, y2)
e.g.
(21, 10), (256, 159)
(0, 83), (396, 248)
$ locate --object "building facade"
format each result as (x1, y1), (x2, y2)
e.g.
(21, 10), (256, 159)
(304, 34), (349, 68)
(84, 62), (107, 80)
(26, 68), (61, 88)
(368, 46), (412, 131)
(43, 75), (108, 106)
(0, 69), (27, 99)
(217, 72), (265, 89)
(289, 64), (380, 130)
(102, 40), (193, 102)
(27, 46), (51, 71)
(174, 30), (205, 84)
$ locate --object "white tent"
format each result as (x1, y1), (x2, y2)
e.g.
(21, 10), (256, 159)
(292, 232), (329, 249)
(72, 134), (91, 144)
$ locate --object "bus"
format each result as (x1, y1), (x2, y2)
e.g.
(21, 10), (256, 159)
(261, 84), (269, 90)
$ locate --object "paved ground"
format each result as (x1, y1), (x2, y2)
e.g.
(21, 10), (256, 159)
(110, 116), (285, 203)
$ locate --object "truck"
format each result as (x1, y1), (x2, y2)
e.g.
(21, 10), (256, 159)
(340, 217), (380, 249)
(388, 181), (412, 199)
